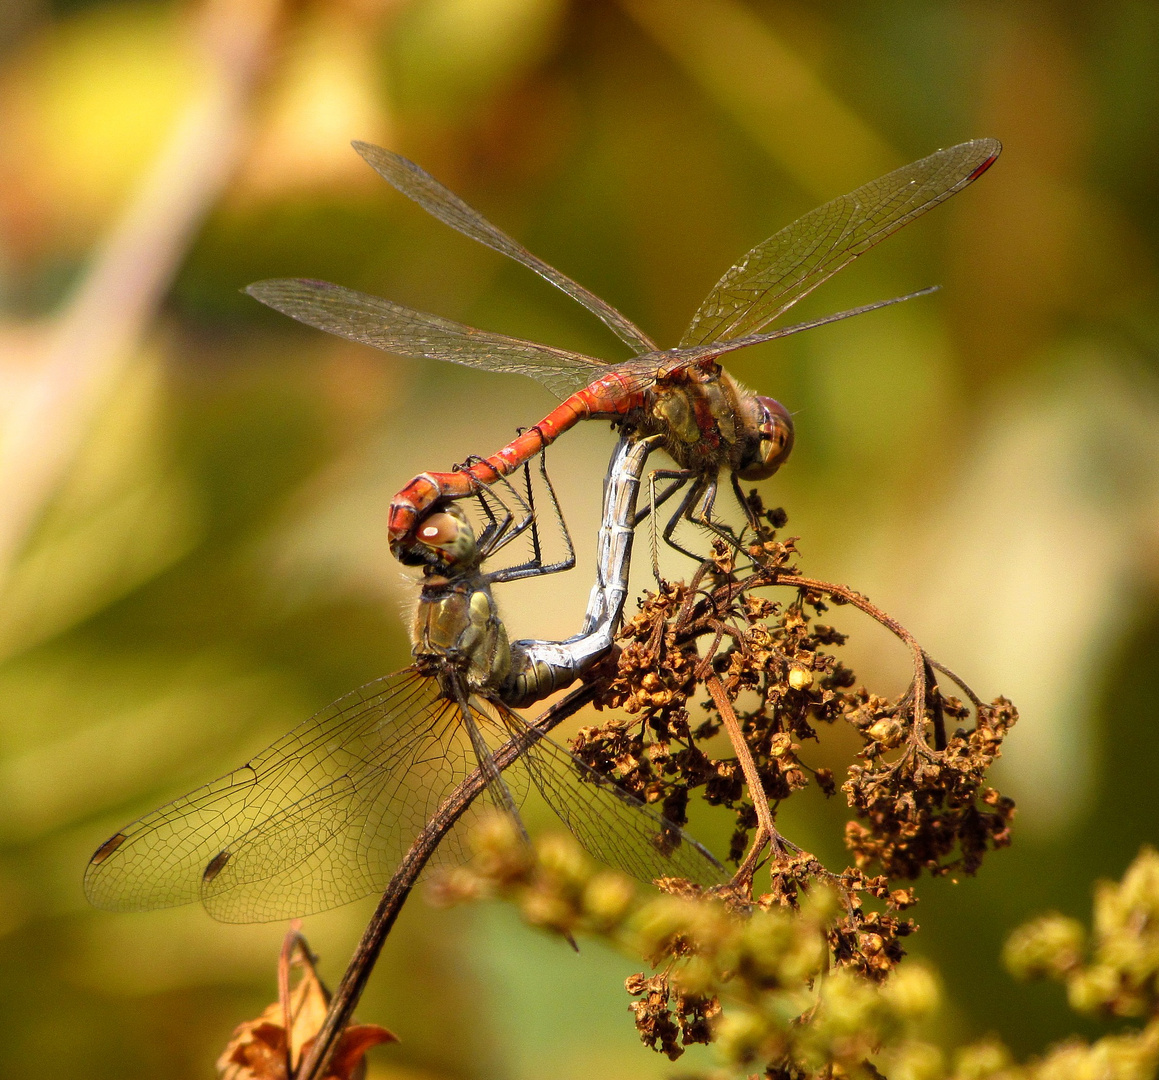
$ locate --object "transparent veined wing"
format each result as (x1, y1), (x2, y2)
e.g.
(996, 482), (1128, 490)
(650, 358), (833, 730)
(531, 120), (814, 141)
(352, 142), (657, 355)
(246, 278), (607, 401)
(616, 288), (941, 394)
(85, 671), (482, 923)
(85, 673), (722, 923)
(680, 138), (1001, 347)
(492, 702), (726, 888)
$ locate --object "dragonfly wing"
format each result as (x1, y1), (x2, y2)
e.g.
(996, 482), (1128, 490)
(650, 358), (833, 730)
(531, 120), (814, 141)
(680, 138), (1001, 347)
(496, 706), (725, 888)
(247, 278), (604, 400)
(352, 142), (657, 355)
(84, 671), (475, 923)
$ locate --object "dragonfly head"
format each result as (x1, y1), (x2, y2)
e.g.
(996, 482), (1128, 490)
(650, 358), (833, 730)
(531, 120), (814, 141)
(400, 503), (479, 570)
(736, 395), (794, 480)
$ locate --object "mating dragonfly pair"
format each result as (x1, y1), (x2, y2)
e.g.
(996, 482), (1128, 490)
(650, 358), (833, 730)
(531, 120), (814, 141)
(85, 137), (1001, 922)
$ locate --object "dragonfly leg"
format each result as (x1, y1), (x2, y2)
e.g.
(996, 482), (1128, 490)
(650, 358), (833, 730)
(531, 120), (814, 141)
(730, 471), (764, 535)
(528, 446), (576, 574)
(685, 477), (758, 567)
(634, 473), (689, 528)
(486, 450), (577, 585)
(659, 478), (714, 572)
(457, 689), (528, 840)
(635, 469), (690, 581)
(638, 469), (690, 583)
(469, 472), (518, 555)
(389, 403), (586, 559)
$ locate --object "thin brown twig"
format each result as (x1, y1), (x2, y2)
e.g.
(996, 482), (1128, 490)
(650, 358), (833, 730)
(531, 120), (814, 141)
(278, 923), (308, 1078)
(929, 657), (985, 710)
(294, 681), (597, 1080)
(786, 574), (930, 748)
(651, 551), (975, 887)
(703, 673), (773, 885)
(702, 672), (803, 892)
(674, 561), (943, 743)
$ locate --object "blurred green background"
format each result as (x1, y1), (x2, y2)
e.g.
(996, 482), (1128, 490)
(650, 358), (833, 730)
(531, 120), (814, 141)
(0, 0), (1157, 1076)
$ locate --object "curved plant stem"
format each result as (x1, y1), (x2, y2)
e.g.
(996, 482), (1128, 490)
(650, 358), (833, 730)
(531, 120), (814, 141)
(295, 682), (597, 1080)
(703, 674), (771, 878)
(785, 574), (931, 749)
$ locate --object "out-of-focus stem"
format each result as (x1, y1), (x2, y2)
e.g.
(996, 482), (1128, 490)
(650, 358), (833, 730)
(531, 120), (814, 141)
(0, 0), (282, 588)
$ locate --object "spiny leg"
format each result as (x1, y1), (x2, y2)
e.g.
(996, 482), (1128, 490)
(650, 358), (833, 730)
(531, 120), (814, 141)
(636, 469), (693, 582)
(646, 473), (754, 571)
(634, 473), (689, 529)
(521, 447), (545, 570)
(730, 471), (764, 536)
(635, 470), (683, 585)
(686, 478), (752, 562)
(460, 455), (534, 557)
(486, 449), (577, 585)
(453, 464), (515, 555)
(456, 687), (526, 833)
(660, 479), (714, 571)
(529, 445), (577, 574)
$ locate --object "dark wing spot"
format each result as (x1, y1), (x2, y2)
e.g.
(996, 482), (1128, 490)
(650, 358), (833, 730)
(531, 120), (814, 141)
(89, 833), (127, 866)
(202, 850), (231, 884)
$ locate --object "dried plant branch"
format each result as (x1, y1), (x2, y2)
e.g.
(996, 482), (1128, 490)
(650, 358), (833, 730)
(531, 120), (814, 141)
(702, 672), (797, 888)
(294, 681), (598, 1080)
(578, 495), (1015, 895)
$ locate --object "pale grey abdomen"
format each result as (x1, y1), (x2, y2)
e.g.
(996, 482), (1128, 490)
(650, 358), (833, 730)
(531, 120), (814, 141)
(502, 434), (653, 708)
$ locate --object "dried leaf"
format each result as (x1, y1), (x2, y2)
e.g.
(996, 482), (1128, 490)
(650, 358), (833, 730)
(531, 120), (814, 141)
(217, 929), (396, 1080)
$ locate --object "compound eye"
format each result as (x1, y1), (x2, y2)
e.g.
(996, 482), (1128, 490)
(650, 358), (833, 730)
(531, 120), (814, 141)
(416, 513), (460, 547)
(737, 396), (795, 480)
(413, 507), (477, 567)
(760, 398), (794, 465)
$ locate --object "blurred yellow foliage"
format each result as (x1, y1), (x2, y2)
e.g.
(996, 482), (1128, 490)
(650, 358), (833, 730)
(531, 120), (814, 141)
(0, 4), (197, 251)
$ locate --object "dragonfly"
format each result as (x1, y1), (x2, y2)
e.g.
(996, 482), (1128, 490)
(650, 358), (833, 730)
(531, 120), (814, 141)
(247, 138), (1000, 562)
(84, 436), (720, 923)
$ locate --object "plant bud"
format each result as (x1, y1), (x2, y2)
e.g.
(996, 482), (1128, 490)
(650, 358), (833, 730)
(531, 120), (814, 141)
(882, 964), (941, 1019)
(1002, 913), (1085, 981)
(536, 833), (592, 888)
(672, 956), (715, 997)
(952, 1039), (1013, 1079)
(883, 1040), (944, 1080)
(1065, 964), (1120, 1015)
(470, 812), (533, 882)
(521, 886), (576, 934)
(868, 718), (903, 747)
(788, 666), (813, 690)
(582, 871), (635, 927)
(714, 1008), (769, 1066)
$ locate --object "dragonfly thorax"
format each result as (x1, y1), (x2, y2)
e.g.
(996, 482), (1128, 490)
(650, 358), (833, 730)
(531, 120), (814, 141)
(412, 571), (513, 697)
(408, 504), (515, 695)
(638, 368), (794, 482)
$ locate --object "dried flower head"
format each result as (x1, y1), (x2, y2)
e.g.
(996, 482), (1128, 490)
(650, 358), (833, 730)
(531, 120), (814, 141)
(431, 501), (1023, 1078)
(218, 929), (395, 1080)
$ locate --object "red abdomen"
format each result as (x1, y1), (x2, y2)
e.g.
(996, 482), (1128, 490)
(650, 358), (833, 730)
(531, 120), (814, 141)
(388, 372), (642, 552)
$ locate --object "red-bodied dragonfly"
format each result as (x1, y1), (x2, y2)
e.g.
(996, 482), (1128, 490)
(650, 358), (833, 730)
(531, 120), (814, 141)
(248, 138), (1000, 562)
(83, 439), (717, 922)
